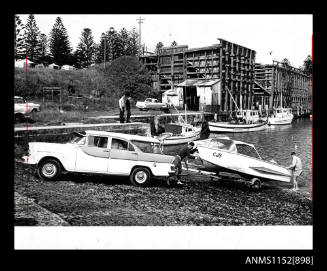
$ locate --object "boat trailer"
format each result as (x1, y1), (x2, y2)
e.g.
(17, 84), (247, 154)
(181, 163), (264, 190)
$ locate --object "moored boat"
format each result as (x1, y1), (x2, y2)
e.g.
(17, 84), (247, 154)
(195, 137), (292, 183)
(156, 123), (203, 146)
(268, 107), (294, 125)
(209, 110), (268, 133)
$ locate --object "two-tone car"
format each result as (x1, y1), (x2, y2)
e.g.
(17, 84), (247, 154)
(14, 96), (41, 122)
(136, 98), (169, 112)
(22, 131), (178, 186)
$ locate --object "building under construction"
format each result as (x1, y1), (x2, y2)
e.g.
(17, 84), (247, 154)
(254, 61), (312, 116)
(139, 39), (257, 113)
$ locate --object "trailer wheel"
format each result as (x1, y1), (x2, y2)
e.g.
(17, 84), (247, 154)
(250, 178), (262, 190)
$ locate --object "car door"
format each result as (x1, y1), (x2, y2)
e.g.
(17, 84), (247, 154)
(74, 135), (110, 173)
(108, 137), (139, 175)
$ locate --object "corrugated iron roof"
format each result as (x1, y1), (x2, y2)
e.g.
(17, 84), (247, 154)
(177, 79), (220, 87)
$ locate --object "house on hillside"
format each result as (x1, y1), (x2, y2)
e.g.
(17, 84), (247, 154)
(35, 63), (46, 69)
(15, 59), (35, 68)
(61, 65), (75, 71)
(48, 63), (60, 70)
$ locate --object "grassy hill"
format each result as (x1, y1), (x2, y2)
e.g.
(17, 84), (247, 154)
(14, 56), (156, 110)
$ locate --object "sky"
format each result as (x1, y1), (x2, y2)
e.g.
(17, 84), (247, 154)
(18, 14), (312, 68)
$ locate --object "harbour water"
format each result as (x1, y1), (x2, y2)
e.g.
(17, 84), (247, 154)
(210, 118), (312, 195)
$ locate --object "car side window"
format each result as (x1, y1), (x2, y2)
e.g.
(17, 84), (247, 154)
(88, 136), (108, 148)
(111, 138), (134, 151)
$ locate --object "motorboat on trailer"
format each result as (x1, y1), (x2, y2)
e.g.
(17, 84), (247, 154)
(156, 122), (204, 146)
(194, 137), (292, 186)
(208, 110), (268, 133)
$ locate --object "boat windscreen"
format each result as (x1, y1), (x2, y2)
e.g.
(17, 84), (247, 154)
(208, 138), (236, 152)
(165, 124), (183, 135)
(236, 144), (261, 159)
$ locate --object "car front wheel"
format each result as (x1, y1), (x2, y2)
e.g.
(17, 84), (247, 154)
(130, 167), (152, 187)
(37, 159), (62, 181)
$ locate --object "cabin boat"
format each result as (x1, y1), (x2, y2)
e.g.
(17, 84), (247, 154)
(156, 123), (203, 146)
(208, 110), (268, 133)
(195, 137), (292, 184)
(268, 107), (294, 125)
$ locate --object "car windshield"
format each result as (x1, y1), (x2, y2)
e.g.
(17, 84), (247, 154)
(70, 136), (86, 145)
(131, 140), (162, 154)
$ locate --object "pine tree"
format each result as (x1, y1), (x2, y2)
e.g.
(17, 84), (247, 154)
(95, 33), (107, 64)
(303, 55), (312, 76)
(24, 14), (43, 63)
(14, 15), (25, 60)
(49, 17), (72, 66)
(171, 41), (178, 46)
(118, 27), (129, 56)
(75, 28), (95, 68)
(126, 27), (139, 56)
(155, 41), (164, 54)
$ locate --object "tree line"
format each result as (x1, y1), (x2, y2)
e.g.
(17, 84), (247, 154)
(14, 15), (140, 68)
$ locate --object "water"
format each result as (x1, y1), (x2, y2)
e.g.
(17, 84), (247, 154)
(209, 118), (312, 194)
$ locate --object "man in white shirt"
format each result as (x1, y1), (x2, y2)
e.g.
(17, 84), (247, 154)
(119, 94), (126, 123)
(287, 151), (303, 191)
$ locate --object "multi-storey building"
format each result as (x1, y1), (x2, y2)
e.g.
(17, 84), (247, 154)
(139, 39), (256, 113)
(254, 61), (312, 115)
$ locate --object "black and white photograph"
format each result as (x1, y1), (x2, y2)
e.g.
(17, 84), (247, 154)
(13, 14), (313, 251)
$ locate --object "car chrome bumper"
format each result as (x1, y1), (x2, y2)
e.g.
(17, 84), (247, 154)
(168, 171), (177, 176)
(22, 156), (37, 165)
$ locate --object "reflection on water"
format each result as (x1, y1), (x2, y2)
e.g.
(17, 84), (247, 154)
(210, 118), (312, 194)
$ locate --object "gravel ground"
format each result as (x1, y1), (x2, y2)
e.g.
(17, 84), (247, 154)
(14, 161), (312, 226)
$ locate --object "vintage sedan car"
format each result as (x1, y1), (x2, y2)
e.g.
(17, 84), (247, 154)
(22, 131), (178, 186)
(136, 98), (169, 111)
(14, 96), (41, 121)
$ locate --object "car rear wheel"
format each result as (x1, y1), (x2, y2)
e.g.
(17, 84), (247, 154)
(130, 167), (152, 187)
(37, 159), (62, 181)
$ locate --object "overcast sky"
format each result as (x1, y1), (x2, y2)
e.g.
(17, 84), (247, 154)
(18, 14), (312, 68)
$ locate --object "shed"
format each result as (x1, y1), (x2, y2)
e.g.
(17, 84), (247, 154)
(48, 63), (60, 70)
(15, 59), (35, 68)
(61, 65), (75, 71)
(175, 79), (221, 111)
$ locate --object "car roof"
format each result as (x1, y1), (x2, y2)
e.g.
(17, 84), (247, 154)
(85, 130), (160, 143)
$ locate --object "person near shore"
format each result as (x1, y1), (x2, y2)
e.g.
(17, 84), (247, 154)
(125, 92), (131, 123)
(286, 151), (303, 191)
(119, 94), (126, 123)
(200, 120), (210, 140)
(150, 116), (165, 136)
(173, 142), (197, 185)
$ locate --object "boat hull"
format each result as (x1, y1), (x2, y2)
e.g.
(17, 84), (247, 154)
(208, 121), (268, 133)
(160, 132), (201, 146)
(197, 146), (291, 183)
(268, 115), (294, 125)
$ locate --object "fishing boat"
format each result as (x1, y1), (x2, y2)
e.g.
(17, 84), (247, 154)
(195, 137), (292, 185)
(267, 89), (294, 125)
(208, 110), (268, 133)
(268, 107), (294, 125)
(156, 122), (203, 146)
